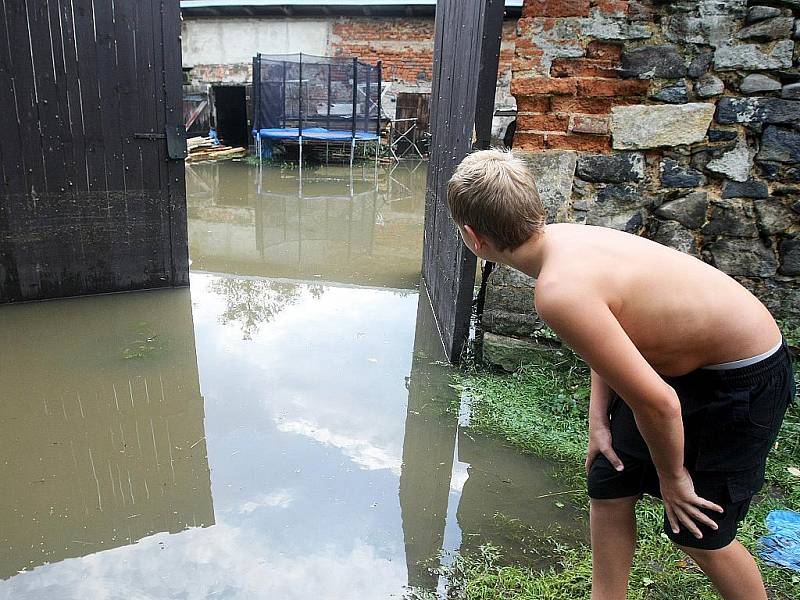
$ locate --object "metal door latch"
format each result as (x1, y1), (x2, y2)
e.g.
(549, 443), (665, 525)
(133, 125), (188, 160)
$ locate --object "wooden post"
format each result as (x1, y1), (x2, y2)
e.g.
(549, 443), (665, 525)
(421, 0), (505, 362)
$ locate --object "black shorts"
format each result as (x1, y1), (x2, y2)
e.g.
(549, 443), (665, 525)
(587, 337), (796, 550)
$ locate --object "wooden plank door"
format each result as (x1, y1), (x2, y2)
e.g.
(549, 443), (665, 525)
(422, 0), (505, 362)
(0, 0), (188, 303)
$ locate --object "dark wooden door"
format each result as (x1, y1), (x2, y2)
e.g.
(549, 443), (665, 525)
(0, 0), (188, 303)
(395, 92), (431, 153)
(422, 0), (505, 362)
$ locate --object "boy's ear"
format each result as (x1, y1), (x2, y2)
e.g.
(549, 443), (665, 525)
(462, 224), (483, 252)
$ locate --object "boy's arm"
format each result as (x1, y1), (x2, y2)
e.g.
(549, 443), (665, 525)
(536, 288), (723, 538)
(586, 369), (624, 473)
(589, 368), (613, 422)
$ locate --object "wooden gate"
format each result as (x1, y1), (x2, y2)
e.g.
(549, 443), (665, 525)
(0, 0), (188, 303)
(422, 0), (505, 362)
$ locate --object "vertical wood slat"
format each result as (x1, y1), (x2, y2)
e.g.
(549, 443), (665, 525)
(54, 0), (85, 192)
(160, 0), (189, 286)
(92, 0), (125, 191)
(114, 0), (143, 190)
(72, 0), (106, 192)
(31, 0), (68, 193)
(0, 1), (27, 196)
(422, 0), (505, 363)
(4, 0), (46, 194)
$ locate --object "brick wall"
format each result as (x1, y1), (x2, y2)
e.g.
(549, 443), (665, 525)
(512, 0), (657, 151)
(484, 0), (800, 370)
(330, 17), (518, 87)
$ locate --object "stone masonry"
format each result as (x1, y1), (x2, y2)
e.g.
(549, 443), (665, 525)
(484, 0), (800, 371)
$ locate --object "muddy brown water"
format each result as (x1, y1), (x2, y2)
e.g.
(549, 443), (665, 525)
(0, 160), (583, 599)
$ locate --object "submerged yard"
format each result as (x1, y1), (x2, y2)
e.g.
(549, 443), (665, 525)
(439, 327), (800, 600)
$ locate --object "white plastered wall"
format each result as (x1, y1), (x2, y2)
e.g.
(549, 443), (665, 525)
(181, 18), (332, 67)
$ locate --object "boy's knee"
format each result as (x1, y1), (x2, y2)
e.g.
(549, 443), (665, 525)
(674, 540), (734, 566)
(590, 496), (639, 514)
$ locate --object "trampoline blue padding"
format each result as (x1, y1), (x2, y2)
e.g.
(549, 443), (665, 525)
(255, 127), (378, 142)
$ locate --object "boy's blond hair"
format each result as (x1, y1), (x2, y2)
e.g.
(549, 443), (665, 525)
(447, 149), (545, 252)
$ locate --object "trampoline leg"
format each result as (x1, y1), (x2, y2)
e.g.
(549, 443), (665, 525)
(299, 136), (303, 171)
(325, 142), (329, 164)
(350, 138), (356, 169)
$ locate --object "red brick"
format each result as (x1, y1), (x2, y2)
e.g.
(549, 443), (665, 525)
(516, 95), (552, 113)
(570, 114), (611, 135)
(586, 41), (623, 61)
(590, 0), (629, 15)
(551, 58), (621, 78)
(545, 133), (612, 152)
(517, 113), (569, 131)
(511, 76), (577, 96)
(576, 78), (648, 97)
(514, 132), (546, 150)
(551, 96), (614, 114)
(523, 0), (590, 17)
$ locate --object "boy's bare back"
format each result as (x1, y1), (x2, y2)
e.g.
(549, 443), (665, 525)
(447, 149), (794, 596)
(535, 222), (782, 378)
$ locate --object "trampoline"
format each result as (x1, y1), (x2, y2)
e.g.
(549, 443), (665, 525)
(252, 53), (382, 167)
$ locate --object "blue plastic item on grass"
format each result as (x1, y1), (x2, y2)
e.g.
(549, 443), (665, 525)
(759, 510), (800, 572)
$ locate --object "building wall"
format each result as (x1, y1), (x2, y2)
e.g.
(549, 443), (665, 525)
(182, 14), (519, 130)
(484, 0), (800, 370)
(182, 17), (331, 66)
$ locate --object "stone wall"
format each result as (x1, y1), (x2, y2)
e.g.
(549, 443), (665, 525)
(484, 0), (800, 370)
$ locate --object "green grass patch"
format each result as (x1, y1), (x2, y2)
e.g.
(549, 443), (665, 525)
(441, 345), (800, 599)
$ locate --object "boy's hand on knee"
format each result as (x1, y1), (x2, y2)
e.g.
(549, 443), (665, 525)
(586, 418), (624, 474)
(660, 467), (725, 539)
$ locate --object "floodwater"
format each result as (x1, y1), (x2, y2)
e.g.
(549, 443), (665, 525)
(0, 160), (582, 599)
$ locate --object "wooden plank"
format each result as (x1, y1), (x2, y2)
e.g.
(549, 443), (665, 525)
(114, 0), (143, 190)
(92, 0), (125, 191)
(160, 0), (190, 286)
(134, 0), (161, 190)
(30, 0), (68, 193)
(0, 0), (27, 195)
(4, 0), (46, 194)
(72, 0), (107, 192)
(0, 0), (23, 300)
(56, 0), (88, 192)
(475, 0), (505, 149)
(421, 0), (502, 362)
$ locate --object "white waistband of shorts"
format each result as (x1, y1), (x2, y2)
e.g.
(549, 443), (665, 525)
(701, 338), (783, 370)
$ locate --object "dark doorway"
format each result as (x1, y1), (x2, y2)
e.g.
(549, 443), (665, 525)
(213, 85), (249, 147)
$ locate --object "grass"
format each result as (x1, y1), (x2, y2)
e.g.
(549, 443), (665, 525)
(440, 343), (800, 600)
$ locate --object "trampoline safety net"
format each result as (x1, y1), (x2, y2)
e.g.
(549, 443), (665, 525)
(252, 53), (382, 137)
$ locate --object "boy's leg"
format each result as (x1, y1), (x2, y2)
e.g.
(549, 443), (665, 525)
(675, 541), (767, 600)
(590, 496), (638, 600)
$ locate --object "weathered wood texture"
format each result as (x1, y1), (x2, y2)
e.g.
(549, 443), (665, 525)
(422, 0), (505, 362)
(0, 0), (188, 303)
(395, 92), (431, 147)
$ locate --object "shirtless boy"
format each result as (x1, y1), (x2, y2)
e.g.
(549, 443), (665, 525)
(447, 149), (795, 600)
